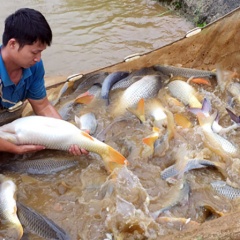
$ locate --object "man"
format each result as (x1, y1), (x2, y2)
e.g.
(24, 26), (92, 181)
(0, 8), (87, 156)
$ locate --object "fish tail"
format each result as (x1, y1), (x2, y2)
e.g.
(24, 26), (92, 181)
(197, 111), (218, 127)
(174, 113), (192, 128)
(74, 91), (94, 104)
(167, 96), (184, 107)
(102, 146), (128, 172)
(127, 98), (145, 122)
(142, 128), (160, 147)
(188, 97), (211, 116)
(226, 108), (240, 123)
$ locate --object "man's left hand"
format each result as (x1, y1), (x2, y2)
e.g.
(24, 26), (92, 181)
(69, 145), (89, 156)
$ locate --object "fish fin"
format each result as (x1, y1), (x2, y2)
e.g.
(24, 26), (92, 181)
(174, 113), (192, 128)
(142, 133), (159, 147)
(142, 127), (160, 156)
(152, 126), (161, 133)
(127, 98), (145, 123)
(174, 146), (190, 179)
(102, 146), (128, 172)
(189, 77), (211, 86)
(188, 97), (211, 116)
(166, 95), (184, 107)
(226, 108), (240, 123)
(197, 111), (218, 127)
(188, 107), (202, 115)
(164, 109), (176, 139)
(81, 131), (94, 140)
(202, 98), (212, 114)
(74, 92), (94, 104)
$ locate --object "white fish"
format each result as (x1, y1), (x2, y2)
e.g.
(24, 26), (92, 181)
(189, 98), (239, 134)
(168, 80), (202, 108)
(0, 116), (127, 172)
(75, 112), (98, 135)
(113, 75), (163, 116)
(197, 112), (238, 158)
(161, 159), (226, 180)
(0, 174), (23, 239)
(145, 98), (175, 139)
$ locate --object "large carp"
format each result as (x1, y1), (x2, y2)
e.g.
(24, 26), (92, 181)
(0, 116), (127, 172)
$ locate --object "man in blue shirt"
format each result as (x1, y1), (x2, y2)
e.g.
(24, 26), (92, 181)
(0, 8), (88, 156)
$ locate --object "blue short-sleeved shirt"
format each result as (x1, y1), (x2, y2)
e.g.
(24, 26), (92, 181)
(0, 52), (47, 109)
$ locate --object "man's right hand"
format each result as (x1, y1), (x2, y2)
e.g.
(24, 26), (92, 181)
(13, 144), (46, 154)
(0, 138), (45, 154)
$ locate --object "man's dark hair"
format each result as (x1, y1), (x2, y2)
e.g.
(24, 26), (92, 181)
(2, 8), (52, 48)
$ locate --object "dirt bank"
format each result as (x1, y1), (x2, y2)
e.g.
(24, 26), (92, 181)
(158, 0), (240, 25)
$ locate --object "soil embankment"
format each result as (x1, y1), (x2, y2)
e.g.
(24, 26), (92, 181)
(158, 0), (240, 25)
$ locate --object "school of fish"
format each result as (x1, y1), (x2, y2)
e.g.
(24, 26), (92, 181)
(1, 64), (240, 239)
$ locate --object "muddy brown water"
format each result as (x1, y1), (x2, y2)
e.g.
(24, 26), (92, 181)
(2, 67), (240, 239)
(0, 0), (193, 79)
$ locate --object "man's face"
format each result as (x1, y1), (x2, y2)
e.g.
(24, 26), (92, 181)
(12, 40), (47, 69)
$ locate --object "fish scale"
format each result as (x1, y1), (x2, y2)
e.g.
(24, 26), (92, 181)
(168, 80), (202, 108)
(211, 180), (240, 200)
(161, 159), (219, 180)
(153, 65), (216, 78)
(17, 202), (70, 240)
(115, 75), (163, 116)
(1, 158), (79, 175)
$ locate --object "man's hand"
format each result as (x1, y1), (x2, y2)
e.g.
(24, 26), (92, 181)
(68, 145), (89, 156)
(0, 138), (46, 154)
(13, 144), (46, 154)
(68, 129), (90, 156)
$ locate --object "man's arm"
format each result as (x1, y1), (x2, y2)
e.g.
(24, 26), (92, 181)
(28, 96), (61, 118)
